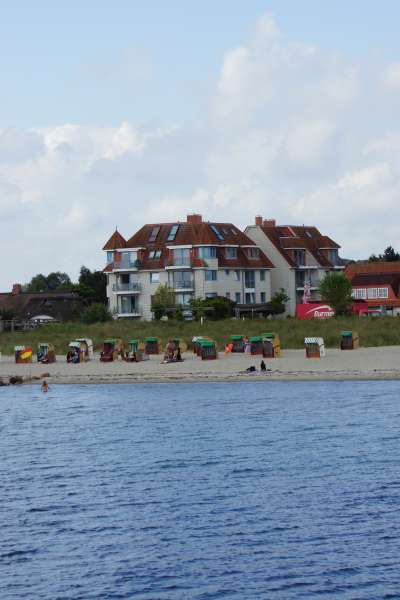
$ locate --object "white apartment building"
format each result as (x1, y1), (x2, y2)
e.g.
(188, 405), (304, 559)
(103, 214), (274, 320)
(245, 216), (345, 316)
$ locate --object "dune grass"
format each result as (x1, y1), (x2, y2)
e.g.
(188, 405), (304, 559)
(1, 316), (400, 355)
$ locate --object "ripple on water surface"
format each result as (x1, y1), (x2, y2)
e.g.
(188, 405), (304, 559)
(1, 381), (400, 599)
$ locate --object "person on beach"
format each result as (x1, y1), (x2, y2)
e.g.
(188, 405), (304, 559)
(41, 380), (49, 393)
(260, 360), (266, 372)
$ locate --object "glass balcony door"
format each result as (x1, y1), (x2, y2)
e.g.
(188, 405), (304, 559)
(119, 295), (137, 314)
(173, 248), (190, 266)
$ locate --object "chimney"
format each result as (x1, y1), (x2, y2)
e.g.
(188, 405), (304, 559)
(263, 219), (276, 228)
(255, 215), (263, 226)
(187, 214), (202, 224)
(12, 283), (22, 295)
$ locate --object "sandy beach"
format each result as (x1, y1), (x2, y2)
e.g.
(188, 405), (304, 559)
(1, 346), (400, 385)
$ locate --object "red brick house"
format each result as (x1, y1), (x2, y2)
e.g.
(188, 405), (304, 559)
(345, 262), (400, 315)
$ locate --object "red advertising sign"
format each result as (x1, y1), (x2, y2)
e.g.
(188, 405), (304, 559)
(296, 303), (335, 319)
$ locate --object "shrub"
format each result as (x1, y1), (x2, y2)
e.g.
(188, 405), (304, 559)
(81, 303), (112, 324)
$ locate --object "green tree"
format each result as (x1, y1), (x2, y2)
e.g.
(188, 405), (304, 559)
(189, 296), (235, 320)
(81, 303), (112, 324)
(26, 271), (72, 292)
(369, 245), (400, 262)
(77, 266), (107, 304)
(317, 272), (353, 316)
(152, 284), (176, 319)
(269, 288), (289, 315)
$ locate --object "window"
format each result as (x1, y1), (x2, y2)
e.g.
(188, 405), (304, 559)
(173, 248), (190, 266)
(173, 271), (192, 288)
(244, 271), (255, 288)
(106, 251), (113, 264)
(245, 292), (256, 304)
(235, 292), (241, 303)
(326, 249), (339, 265)
(149, 250), (162, 259)
(225, 247), (238, 259)
(119, 295), (137, 314)
(260, 270), (265, 281)
(206, 292), (217, 298)
(167, 224), (179, 241)
(222, 228), (230, 235)
(293, 249), (306, 266)
(235, 270), (241, 281)
(120, 274), (130, 284)
(209, 224), (224, 241)
(247, 247), (259, 259)
(205, 270), (217, 281)
(260, 292), (266, 303)
(352, 288), (367, 299)
(225, 269), (230, 276)
(226, 292), (231, 299)
(148, 226), (160, 242)
(230, 228), (238, 236)
(305, 230), (313, 238)
(367, 287), (389, 299)
(176, 293), (192, 305)
(150, 272), (160, 284)
(198, 246), (217, 259)
(120, 251), (136, 268)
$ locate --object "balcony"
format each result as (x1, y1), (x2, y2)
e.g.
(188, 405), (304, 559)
(116, 309), (141, 318)
(172, 280), (194, 291)
(112, 261), (138, 271)
(112, 282), (141, 293)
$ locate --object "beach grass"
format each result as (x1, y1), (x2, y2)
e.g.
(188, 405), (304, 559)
(1, 316), (399, 355)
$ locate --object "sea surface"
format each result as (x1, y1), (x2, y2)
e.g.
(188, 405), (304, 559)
(1, 381), (400, 599)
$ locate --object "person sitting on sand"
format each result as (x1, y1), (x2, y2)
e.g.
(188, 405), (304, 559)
(41, 380), (49, 392)
(224, 342), (233, 354)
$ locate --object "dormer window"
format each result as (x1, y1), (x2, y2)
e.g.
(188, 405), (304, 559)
(225, 247), (238, 259)
(326, 249), (339, 265)
(247, 247), (259, 259)
(293, 249), (306, 266)
(106, 251), (113, 264)
(149, 250), (162, 259)
(148, 226), (160, 242)
(198, 246), (217, 259)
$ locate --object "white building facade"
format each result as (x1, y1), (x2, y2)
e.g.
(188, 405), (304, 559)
(103, 215), (274, 320)
(245, 217), (345, 316)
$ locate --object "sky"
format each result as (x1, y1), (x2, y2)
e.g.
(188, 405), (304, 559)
(1, 1), (400, 288)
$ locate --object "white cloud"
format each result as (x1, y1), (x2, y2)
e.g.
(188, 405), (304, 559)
(1, 13), (400, 288)
(383, 62), (400, 89)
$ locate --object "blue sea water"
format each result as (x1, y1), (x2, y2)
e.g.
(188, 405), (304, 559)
(1, 381), (400, 600)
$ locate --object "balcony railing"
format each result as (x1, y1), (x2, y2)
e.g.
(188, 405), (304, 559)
(112, 282), (141, 292)
(112, 261), (137, 270)
(172, 280), (194, 289)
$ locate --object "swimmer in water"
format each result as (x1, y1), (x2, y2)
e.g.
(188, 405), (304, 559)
(41, 380), (49, 393)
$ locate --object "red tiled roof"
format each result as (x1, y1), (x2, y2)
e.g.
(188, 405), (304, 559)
(104, 220), (274, 269)
(102, 230), (127, 250)
(125, 222), (255, 248)
(261, 224), (340, 268)
(345, 261), (400, 278)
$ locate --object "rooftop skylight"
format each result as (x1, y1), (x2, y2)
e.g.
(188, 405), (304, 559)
(167, 224), (179, 241)
(210, 224), (224, 241)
